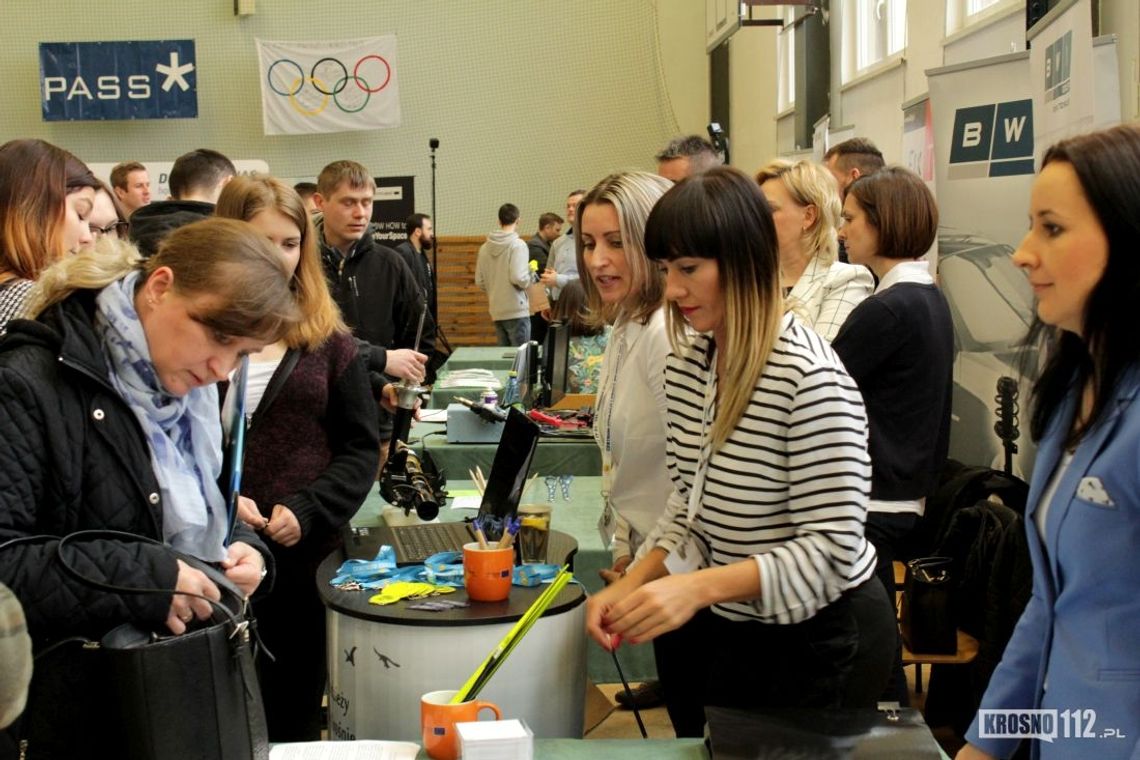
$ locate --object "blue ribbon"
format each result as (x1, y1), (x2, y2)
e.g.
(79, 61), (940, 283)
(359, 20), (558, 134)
(330, 547), (568, 590)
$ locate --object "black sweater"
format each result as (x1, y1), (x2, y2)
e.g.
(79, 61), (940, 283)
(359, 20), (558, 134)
(832, 282), (955, 501)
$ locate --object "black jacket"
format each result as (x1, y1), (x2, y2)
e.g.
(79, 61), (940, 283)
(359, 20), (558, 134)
(127, 199), (215, 257)
(316, 219), (435, 376)
(394, 239), (434, 308)
(0, 291), (270, 636)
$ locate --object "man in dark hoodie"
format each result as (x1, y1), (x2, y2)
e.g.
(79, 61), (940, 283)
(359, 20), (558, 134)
(129, 148), (235, 256)
(314, 160), (433, 463)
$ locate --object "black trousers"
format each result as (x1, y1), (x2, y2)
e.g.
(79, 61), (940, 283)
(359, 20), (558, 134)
(861, 511), (919, 706)
(653, 578), (895, 738)
(252, 543), (335, 743)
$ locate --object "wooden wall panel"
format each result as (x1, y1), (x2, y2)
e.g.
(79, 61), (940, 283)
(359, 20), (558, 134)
(435, 236), (497, 347)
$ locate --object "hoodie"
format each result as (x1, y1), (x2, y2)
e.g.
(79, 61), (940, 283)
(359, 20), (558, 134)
(475, 229), (531, 321)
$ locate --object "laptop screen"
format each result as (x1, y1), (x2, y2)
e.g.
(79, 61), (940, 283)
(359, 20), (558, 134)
(477, 407), (540, 540)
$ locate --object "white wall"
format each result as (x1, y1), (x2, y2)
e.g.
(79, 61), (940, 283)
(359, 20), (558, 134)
(0, 0), (709, 233)
(774, 0), (1138, 165)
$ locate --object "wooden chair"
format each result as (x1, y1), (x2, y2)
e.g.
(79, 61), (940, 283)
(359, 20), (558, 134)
(893, 561), (979, 693)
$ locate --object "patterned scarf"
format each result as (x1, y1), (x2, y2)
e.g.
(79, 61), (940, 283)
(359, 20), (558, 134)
(94, 271), (227, 562)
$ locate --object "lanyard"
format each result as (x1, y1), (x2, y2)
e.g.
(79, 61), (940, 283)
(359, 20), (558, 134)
(680, 346), (718, 552)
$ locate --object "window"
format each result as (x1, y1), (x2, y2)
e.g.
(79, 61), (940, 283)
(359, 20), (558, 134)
(843, 0), (907, 82)
(777, 7), (796, 113)
(946, 0), (1021, 37)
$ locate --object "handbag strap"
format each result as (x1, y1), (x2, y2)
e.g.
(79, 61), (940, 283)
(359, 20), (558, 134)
(53, 529), (245, 630)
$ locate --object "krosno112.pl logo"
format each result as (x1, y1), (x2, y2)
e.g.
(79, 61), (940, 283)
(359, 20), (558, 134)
(979, 709), (1126, 742)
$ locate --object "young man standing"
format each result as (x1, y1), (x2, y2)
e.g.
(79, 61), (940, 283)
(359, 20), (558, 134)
(475, 203), (531, 347)
(109, 161), (152, 217)
(527, 212), (563, 344)
(394, 212), (435, 315)
(823, 137), (885, 200)
(128, 148), (235, 256)
(540, 190), (585, 305)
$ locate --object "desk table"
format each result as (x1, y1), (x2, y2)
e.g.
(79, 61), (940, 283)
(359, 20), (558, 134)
(350, 478), (658, 684)
(409, 421), (602, 478)
(319, 529), (586, 742)
(430, 370), (508, 409)
(438, 346), (517, 372)
(414, 738), (708, 758)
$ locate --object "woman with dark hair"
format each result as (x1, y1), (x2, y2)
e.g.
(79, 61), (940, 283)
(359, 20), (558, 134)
(0, 139), (100, 328)
(0, 218), (299, 756)
(957, 124), (1140, 760)
(82, 179), (131, 249)
(548, 279), (607, 393)
(216, 175), (380, 741)
(585, 166), (895, 736)
(830, 166), (954, 705)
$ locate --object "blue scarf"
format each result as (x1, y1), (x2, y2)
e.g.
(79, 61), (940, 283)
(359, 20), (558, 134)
(94, 272), (227, 562)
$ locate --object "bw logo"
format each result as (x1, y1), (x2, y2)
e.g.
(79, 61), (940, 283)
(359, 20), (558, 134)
(948, 99), (1035, 179)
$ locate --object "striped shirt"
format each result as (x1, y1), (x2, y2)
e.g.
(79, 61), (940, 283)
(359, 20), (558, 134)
(643, 314), (878, 625)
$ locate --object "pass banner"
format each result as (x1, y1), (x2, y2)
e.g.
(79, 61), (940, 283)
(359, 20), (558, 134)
(256, 36), (401, 136)
(40, 40), (197, 121)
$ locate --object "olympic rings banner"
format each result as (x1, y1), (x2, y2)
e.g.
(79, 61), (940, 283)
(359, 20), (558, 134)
(256, 36), (401, 136)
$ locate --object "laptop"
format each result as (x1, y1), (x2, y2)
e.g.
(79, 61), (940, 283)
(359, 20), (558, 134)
(382, 407), (541, 566)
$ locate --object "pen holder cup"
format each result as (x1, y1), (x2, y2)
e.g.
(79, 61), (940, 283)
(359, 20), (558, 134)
(463, 543), (514, 602)
(421, 689), (502, 760)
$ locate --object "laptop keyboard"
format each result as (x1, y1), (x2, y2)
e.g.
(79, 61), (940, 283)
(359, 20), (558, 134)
(395, 522), (472, 564)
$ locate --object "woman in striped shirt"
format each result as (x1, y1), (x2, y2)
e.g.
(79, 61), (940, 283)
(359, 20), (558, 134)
(584, 166), (895, 736)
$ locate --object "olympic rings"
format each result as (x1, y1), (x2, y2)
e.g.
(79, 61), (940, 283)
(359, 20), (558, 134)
(310, 57), (348, 96)
(353, 54), (391, 93)
(333, 76), (371, 113)
(287, 76), (330, 116)
(265, 53), (391, 116)
(266, 58), (304, 96)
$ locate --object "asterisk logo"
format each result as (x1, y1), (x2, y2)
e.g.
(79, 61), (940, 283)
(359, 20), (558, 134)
(155, 51), (194, 92)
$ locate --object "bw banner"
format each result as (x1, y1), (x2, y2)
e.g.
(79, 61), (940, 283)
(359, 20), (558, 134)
(256, 36), (401, 136)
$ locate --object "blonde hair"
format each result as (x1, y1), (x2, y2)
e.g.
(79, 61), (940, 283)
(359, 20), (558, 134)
(27, 219), (300, 344)
(645, 167), (784, 453)
(216, 174), (346, 349)
(755, 158), (842, 266)
(575, 171), (672, 328)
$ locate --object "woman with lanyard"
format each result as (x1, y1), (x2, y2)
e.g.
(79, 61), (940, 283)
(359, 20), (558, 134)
(575, 172), (673, 710)
(585, 166), (895, 736)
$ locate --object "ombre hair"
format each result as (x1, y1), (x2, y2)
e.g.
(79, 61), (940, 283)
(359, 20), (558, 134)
(28, 218), (300, 345)
(755, 158), (842, 266)
(216, 174), (346, 349)
(575, 171), (672, 328)
(645, 166), (784, 452)
(0, 139), (98, 281)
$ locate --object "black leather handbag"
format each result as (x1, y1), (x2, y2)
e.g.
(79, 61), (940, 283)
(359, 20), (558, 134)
(11, 531), (269, 760)
(899, 556), (957, 655)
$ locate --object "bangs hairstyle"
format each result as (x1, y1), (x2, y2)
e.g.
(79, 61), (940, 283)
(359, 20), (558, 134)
(575, 171), (672, 328)
(28, 219), (299, 345)
(216, 174), (346, 349)
(755, 158), (842, 265)
(846, 166), (938, 260)
(644, 166), (784, 453)
(317, 160), (375, 197)
(0, 139), (98, 281)
(1027, 123), (1140, 448)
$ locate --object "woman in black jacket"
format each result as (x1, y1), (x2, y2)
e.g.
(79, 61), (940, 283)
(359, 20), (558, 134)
(0, 219), (299, 757)
(216, 175), (381, 741)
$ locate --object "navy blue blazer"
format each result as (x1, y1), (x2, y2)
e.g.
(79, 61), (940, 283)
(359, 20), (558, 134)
(966, 370), (1140, 759)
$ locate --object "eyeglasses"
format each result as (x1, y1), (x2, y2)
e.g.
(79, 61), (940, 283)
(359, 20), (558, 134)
(90, 221), (129, 238)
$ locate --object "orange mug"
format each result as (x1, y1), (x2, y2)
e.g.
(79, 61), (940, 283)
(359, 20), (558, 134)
(421, 689), (502, 760)
(463, 542), (513, 602)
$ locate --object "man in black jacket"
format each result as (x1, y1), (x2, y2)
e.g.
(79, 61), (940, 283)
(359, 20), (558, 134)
(129, 148), (236, 256)
(314, 160), (434, 463)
